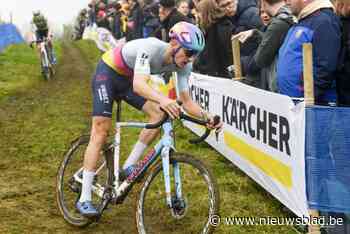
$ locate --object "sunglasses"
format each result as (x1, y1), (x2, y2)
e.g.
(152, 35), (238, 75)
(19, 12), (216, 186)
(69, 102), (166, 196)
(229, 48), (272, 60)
(183, 48), (199, 58)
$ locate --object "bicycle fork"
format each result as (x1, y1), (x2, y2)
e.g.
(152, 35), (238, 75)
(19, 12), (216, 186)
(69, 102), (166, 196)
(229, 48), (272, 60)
(161, 122), (183, 209)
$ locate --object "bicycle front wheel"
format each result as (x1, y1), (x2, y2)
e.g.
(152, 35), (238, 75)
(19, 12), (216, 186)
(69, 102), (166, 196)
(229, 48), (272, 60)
(41, 52), (51, 81)
(135, 153), (220, 234)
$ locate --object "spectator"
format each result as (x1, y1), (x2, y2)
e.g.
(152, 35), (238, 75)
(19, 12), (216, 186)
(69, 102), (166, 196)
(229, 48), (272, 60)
(109, 2), (124, 39)
(190, 6), (201, 25)
(231, 0), (264, 57)
(335, 0), (350, 106)
(126, 0), (144, 41)
(277, 0), (341, 105)
(74, 9), (88, 40)
(88, 0), (97, 26)
(194, 0), (238, 78)
(143, 1), (161, 38)
(233, 0), (294, 91)
(177, 0), (196, 23)
(120, 3), (130, 36)
(96, 1), (110, 29)
(232, 0), (263, 31)
(157, 0), (192, 42)
(260, 6), (272, 27)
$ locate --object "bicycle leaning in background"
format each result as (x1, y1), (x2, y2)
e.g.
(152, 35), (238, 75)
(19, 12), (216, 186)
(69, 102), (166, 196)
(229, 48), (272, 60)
(56, 101), (220, 234)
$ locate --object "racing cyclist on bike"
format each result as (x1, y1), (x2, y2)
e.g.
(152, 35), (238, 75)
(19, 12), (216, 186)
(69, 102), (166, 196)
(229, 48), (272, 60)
(77, 21), (223, 216)
(31, 11), (57, 64)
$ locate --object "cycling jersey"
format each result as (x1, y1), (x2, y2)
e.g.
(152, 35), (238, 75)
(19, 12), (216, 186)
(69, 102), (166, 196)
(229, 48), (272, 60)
(102, 37), (191, 93)
(32, 15), (48, 31)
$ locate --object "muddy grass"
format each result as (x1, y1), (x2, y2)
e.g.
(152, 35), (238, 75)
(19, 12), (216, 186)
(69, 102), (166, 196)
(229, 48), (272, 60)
(0, 42), (299, 234)
(0, 42), (135, 234)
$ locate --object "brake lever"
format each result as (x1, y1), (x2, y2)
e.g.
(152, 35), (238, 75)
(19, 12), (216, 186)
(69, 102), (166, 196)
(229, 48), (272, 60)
(213, 115), (221, 142)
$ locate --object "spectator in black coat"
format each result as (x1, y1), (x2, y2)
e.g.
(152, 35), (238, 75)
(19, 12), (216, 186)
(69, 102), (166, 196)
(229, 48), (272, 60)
(233, 0), (263, 31)
(158, 0), (192, 42)
(335, 0), (350, 106)
(126, 0), (144, 41)
(194, 0), (238, 78)
(143, 2), (161, 38)
(231, 0), (263, 57)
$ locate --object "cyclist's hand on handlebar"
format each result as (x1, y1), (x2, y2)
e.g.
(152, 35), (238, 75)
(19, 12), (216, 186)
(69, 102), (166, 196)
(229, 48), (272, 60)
(159, 98), (181, 119)
(206, 115), (223, 132)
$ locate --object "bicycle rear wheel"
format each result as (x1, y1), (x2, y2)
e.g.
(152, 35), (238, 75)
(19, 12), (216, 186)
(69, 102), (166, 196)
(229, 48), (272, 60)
(135, 153), (220, 234)
(56, 135), (113, 227)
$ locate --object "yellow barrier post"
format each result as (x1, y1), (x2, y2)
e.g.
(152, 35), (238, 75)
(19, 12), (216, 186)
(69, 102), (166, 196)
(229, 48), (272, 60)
(232, 38), (243, 80)
(303, 43), (320, 234)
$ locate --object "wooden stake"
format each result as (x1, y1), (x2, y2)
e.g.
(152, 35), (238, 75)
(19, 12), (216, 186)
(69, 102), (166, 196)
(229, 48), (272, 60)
(232, 38), (242, 80)
(303, 43), (315, 106)
(303, 43), (320, 234)
(308, 209), (321, 234)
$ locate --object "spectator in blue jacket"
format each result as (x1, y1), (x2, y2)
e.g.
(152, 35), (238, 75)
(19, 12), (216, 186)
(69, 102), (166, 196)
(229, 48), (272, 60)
(277, 0), (341, 104)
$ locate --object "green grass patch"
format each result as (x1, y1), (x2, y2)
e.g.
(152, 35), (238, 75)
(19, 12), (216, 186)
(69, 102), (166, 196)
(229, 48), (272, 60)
(0, 41), (63, 102)
(74, 39), (102, 66)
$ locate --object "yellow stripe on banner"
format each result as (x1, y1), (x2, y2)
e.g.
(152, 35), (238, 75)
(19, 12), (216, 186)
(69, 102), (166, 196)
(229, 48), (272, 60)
(224, 131), (292, 189)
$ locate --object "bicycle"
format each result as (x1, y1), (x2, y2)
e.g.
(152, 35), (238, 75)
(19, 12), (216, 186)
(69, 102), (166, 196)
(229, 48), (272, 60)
(32, 37), (55, 80)
(56, 101), (220, 234)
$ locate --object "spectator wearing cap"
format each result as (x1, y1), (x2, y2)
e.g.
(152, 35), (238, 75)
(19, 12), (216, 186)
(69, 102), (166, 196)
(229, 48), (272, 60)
(158, 0), (192, 42)
(194, 0), (237, 78)
(233, 0), (294, 91)
(277, 0), (341, 105)
(335, 0), (350, 106)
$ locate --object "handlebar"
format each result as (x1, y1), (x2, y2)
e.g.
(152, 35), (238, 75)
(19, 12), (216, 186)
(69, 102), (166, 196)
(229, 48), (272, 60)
(145, 102), (221, 144)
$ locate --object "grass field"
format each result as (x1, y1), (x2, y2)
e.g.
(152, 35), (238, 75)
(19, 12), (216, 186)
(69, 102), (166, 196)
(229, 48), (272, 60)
(0, 41), (62, 101)
(0, 40), (303, 234)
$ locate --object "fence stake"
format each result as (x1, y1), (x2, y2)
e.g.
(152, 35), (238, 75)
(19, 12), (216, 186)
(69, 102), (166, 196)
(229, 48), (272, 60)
(303, 43), (320, 234)
(303, 43), (315, 106)
(232, 38), (242, 80)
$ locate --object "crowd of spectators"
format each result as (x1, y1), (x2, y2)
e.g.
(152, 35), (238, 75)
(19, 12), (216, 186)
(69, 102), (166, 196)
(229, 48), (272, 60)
(74, 0), (350, 106)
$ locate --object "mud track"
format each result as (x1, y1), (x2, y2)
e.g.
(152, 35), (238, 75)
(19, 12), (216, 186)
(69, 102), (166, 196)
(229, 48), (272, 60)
(0, 43), (138, 234)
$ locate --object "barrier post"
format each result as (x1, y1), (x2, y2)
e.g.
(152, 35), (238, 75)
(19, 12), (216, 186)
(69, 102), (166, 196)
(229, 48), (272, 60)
(303, 43), (315, 106)
(303, 43), (320, 234)
(232, 38), (242, 80)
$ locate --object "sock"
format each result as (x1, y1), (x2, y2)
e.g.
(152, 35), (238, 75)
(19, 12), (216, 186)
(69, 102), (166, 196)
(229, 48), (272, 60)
(79, 170), (95, 203)
(123, 140), (147, 169)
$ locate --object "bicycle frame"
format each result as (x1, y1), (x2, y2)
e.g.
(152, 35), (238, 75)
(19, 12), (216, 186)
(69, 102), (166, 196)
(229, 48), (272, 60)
(39, 39), (51, 68)
(73, 118), (183, 208)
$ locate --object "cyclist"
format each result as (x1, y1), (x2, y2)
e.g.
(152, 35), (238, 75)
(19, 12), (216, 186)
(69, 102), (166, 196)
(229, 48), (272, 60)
(31, 11), (57, 64)
(74, 9), (88, 40)
(76, 21), (223, 216)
